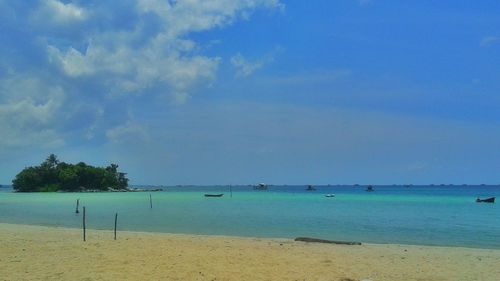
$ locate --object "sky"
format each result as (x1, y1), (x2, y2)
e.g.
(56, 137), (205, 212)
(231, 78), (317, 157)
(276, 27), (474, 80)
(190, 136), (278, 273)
(1, 0), (500, 185)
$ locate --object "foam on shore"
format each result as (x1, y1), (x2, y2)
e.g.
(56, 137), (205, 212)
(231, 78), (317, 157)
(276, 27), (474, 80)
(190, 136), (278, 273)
(1, 223), (499, 280)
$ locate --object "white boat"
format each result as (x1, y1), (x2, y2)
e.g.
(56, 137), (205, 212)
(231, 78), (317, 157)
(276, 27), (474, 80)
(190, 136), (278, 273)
(324, 194), (335, 198)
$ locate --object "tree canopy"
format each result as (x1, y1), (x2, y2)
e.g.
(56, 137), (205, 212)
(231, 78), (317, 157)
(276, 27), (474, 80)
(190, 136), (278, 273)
(12, 154), (129, 192)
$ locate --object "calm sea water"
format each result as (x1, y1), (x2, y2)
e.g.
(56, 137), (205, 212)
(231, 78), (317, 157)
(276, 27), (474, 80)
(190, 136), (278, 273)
(0, 185), (498, 249)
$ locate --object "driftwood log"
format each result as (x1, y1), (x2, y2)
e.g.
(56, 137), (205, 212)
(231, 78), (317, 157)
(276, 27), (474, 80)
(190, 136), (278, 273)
(294, 237), (361, 245)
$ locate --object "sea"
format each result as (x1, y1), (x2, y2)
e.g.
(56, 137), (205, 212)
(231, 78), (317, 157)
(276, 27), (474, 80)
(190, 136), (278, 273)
(0, 185), (498, 249)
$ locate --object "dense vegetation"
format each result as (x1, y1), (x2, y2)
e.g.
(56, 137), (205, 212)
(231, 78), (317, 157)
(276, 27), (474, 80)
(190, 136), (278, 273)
(12, 154), (129, 192)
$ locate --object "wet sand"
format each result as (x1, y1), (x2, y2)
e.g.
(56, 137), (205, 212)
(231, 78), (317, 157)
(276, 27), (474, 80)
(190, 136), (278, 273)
(1, 223), (499, 281)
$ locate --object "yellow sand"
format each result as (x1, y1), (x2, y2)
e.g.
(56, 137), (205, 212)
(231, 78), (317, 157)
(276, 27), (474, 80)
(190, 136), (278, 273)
(1, 223), (499, 281)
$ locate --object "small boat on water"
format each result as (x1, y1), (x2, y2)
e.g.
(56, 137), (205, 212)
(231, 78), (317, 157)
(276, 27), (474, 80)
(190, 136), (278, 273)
(366, 185), (374, 192)
(254, 183), (268, 190)
(324, 194), (335, 198)
(306, 185), (316, 191)
(476, 197), (495, 203)
(204, 194), (224, 197)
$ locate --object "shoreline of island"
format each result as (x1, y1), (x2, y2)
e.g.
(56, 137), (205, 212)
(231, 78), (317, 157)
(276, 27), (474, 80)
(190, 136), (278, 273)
(1, 222), (499, 280)
(1, 221), (498, 251)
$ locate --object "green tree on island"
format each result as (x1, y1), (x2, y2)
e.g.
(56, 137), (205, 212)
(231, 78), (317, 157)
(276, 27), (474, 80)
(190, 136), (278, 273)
(12, 154), (129, 192)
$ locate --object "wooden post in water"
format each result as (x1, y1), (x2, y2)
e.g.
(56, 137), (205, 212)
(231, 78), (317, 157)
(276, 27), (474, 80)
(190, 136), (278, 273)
(75, 199), (80, 214)
(114, 213), (118, 240)
(82, 206), (86, 242)
(230, 185), (233, 198)
(149, 194), (153, 209)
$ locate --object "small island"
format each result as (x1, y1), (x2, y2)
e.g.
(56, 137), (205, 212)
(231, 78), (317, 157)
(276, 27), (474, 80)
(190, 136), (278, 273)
(12, 154), (129, 192)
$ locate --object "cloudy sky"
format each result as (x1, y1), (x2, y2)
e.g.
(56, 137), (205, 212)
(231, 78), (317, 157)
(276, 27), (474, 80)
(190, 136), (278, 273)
(1, 0), (499, 185)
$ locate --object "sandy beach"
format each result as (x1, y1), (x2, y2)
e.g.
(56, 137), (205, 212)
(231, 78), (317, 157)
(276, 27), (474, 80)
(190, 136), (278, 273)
(1, 223), (499, 281)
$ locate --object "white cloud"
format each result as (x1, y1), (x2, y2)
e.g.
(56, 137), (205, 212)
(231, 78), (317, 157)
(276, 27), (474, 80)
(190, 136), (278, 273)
(230, 47), (281, 78)
(0, 75), (66, 149)
(47, 45), (95, 77)
(48, 38), (221, 102)
(45, 0), (281, 103)
(480, 36), (499, 47)
(37, 0), (88, 24)
(138, 0), (284, 37)
(106, 121), (149, 143)
(230, 53), (265, 77)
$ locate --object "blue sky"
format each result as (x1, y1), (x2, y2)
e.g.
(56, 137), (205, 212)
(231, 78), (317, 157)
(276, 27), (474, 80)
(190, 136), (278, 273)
(1, 0), (499, 185)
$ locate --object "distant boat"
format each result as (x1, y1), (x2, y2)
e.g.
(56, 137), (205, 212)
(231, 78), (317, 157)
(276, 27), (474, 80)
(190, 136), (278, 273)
(476, 197), (495, 203)
(254, 183), (268, 190)
(204, 194), (224, 197)
(306, 185), (316, 191)
(366, 185), (374, 192)
(324, 194), (335, 198)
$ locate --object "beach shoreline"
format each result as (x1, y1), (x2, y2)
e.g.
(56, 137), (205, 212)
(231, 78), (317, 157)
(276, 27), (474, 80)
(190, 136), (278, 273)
(1, 223), (499, 281)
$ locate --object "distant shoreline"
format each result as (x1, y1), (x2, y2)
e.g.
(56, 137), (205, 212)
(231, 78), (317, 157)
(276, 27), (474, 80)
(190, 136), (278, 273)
(1, 184), (499, 190)
(0, 186), (163, 193)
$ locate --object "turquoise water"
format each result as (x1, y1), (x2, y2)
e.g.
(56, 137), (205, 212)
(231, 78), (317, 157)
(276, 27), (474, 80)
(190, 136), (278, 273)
(0, 185), (499, 249)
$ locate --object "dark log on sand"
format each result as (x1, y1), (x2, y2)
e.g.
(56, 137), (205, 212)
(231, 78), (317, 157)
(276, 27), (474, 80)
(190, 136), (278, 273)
(294, 237), (361, 245)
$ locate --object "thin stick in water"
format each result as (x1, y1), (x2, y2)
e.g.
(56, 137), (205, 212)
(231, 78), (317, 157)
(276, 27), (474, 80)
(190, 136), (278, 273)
(75, 198), (80, 214)
(149, 193), (153, 209)
(230, 185), (232, 198)
(114, 213), (118, 240)
(83, 206), (86, 242)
